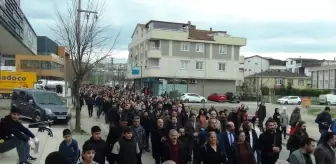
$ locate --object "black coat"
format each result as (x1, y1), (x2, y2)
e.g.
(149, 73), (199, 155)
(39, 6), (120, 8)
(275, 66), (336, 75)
(84, 137), (107, 164)
(231, 142), (256, 164)
(256, 130), (282, 164)
(286, 129), (309, 153)
(151, 127), (166, 158)
(199, 143), (227, 164)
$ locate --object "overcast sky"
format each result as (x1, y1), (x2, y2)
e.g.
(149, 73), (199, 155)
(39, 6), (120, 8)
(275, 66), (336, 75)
(21, 0), (336, 60)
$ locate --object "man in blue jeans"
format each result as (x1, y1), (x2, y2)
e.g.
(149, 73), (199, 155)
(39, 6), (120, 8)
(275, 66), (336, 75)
(0, 107), (38, 164)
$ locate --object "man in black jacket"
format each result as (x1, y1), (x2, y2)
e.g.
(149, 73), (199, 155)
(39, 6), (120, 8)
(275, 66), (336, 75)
(84, 126), (107, 164)
(0, 107), (38, 164)
(111, 127), (141, 164)
(106, 117), (128, 162)
(256, 119), (282, 164)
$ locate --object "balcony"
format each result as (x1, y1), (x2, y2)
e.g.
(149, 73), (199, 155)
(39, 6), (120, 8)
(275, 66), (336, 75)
(147, 47), (161, 58)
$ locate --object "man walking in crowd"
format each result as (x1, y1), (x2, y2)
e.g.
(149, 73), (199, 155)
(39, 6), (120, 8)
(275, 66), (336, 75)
(315, 107), (332, 139)
(289, 138), (316, 164)
(84, 126), (107, 164)
(257, 119), (282, 164)
(58, 129), (79, 164)
(111, 127), (142, 164)
(314, 132), (336, 164)
(132, 116), (147, 163)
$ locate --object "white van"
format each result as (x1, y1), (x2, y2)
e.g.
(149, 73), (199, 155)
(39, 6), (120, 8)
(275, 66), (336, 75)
(318, 94), (336, 105)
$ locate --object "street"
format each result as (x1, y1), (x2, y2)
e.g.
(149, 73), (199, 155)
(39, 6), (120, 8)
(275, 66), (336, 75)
(0, 99), (325, 163)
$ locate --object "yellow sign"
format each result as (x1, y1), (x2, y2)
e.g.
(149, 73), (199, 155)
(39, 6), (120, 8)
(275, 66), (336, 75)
(301, 97), (312, 108)
(0, 71), (37, 93)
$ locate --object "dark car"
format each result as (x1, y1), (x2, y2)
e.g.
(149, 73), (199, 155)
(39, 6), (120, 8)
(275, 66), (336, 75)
(225, 92), (240, 103)
(11, 88), (71, 123)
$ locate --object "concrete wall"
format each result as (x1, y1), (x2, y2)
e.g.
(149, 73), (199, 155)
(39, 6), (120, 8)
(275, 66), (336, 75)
(187, 79), (236, 96)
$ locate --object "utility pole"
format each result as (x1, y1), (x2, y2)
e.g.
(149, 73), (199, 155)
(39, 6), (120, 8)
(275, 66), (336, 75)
(111, 57), (114, 86)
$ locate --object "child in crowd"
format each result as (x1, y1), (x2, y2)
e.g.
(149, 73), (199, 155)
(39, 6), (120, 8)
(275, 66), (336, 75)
(58, 129), (80, 164)
(78, 142), (99, 164)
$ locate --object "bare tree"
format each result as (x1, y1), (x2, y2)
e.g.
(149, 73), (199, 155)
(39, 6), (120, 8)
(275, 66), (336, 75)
(52, 0), (119, 132)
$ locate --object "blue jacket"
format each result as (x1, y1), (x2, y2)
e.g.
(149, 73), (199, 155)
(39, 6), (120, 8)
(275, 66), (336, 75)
(58, 139), (80, 164)
(332, 119), (336, 133)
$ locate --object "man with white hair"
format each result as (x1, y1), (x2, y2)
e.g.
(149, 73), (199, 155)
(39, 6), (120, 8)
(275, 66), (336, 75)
(162, 129), (191, 164)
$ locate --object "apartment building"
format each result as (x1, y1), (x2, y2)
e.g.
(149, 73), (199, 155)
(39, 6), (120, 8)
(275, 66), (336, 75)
(310, 65), (336, 90)
(127, 20), (246, 96)
(286, 58), (336, 76)
(244, 55), (286, 76)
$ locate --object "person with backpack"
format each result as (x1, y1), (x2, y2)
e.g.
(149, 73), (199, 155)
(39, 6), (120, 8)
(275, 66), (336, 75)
(315, 107), (332, 139)
(0, 107), (38, 164)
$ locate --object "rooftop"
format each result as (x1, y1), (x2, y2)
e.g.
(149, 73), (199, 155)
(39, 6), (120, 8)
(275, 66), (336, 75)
(247, 70), (309, 78)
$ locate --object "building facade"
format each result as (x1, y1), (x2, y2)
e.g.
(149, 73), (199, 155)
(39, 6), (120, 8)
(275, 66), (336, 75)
(245, 71), (311, 92)
(127, 20), (246, 96)
(310, 65), (336, 90)
(285, 58), (336, 76)
(244, 55), (286, 77)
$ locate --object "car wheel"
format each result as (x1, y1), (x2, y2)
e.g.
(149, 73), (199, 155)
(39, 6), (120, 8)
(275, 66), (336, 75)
(297, 101), (301, 105)
(201, 99), (205, 103)
(284, 101), (288, 105)
(184, 99), (189, 103)
(33, 113), (41, 122)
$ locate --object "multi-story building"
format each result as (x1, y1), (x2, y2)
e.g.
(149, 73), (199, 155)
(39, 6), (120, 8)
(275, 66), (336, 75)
(127, 20), (246, 96)
(285, 58), (336, 76)
(310, 65), (336, 90)
(0, 0), (37, 71)
(1, 36), (69, 80)
(244, 55), (286, 76)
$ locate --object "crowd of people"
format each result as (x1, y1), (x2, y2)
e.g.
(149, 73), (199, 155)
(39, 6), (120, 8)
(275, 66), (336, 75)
(0, 84), (335, 164)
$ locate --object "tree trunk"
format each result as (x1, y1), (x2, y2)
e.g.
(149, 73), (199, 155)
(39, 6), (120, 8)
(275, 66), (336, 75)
(73, 79), (81, 132)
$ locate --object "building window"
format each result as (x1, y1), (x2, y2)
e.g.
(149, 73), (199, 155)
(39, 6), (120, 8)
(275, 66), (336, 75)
(181, 60), (188, 69)
(219, 45), (227, 54)
(196, 61), (203, 70)
(325, 80), (329, 85)
(150, 40), (160, 49)
(4, 60), (15, 66)
(181, 42), (189, 51)
(239, 68), (244, 72)
(275, 78), (284, 84)
(287, 79), (293, 86)
(218, 63), (225, 71)
(298, 80), (304, 86)
(195, 43), (204, 52)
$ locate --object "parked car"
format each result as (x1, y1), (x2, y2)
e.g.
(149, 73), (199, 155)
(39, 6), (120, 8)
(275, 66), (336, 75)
(277, 96), (301, 105)
(180, 93), (207, 103)
(225, 92), (241, 103)
(208, 93), (227, 102)
(11, 88), (71, 123)
(318, 94), (336, 105)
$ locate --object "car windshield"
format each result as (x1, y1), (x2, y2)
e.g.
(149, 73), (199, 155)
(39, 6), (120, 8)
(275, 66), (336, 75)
(281, 96), (289, 99)
(33, 92), (65, 105)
